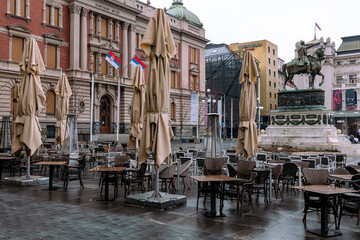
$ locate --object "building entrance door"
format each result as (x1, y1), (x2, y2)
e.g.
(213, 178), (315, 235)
(100, 95), (111, 134)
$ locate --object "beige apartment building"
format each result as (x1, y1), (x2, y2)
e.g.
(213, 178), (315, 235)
(229, 40), (279, 125)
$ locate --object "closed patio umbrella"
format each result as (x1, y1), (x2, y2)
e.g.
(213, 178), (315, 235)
(128, 65), (145, 152)
(11, 38), (46, 177)
(55, 73), (72, 146)
(138, 9), (176, 197)
(236, 51), (259, 157)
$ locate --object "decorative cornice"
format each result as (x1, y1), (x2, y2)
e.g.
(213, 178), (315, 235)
(43, 33), (63, 42)
(69, 4), (82, 14)
(7, 24), (31, 33)
(121, 22), (130, 30)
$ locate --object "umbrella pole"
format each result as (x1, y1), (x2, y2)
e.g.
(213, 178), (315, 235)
(26, 148), (31, 178)
(153, 164), (161, 198)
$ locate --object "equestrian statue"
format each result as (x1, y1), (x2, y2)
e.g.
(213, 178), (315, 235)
(282, 41), (325, 90)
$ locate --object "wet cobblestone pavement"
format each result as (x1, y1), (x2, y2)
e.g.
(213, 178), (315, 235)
(1, 142), (360, 239)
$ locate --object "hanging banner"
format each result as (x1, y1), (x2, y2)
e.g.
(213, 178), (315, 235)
(346, 89), (357, 109)
(332, 90), (342, 111)
(190, 93), (198, 125)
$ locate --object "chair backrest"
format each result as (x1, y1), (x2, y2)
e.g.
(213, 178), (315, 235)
(256, 153), (267, 162)
(236, 159), (256, 180)
(197, 151), (206, 158)
(227, 164), (237, 178)
(255, 170), (269, 184)
(179, 157), (192, 165)
(303, 168), (329, 185)
(294, 161), (310, 172)
(197, 158), (205, 168)
(302, 159), (315, 168)
(345, 166), (359, 175)
(351, 174), (360, 190)
(282, 162), (298, 177)
(114, 155), (129, 167)
(228, 154), (239, 164)
(204, 157), (226, 175)
(320, 157), (329, 166)
(269, 160), (285, 163)
(180, 160), (192, 176)
(333, 168), (350, 175)
(226, 149), (236, 154)
(137, 162), (147, 179)
(176, 152), (185, 160)
(272, 164), (283, 182)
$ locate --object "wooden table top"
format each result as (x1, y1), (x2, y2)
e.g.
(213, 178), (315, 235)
(0, 156), (16, 160)
(329, 174), (353, 181)
(34, 161), (67, 166)
(293, 185), (358, 195)
(190, 175), (240, 182)
(89, 167), (126, 172)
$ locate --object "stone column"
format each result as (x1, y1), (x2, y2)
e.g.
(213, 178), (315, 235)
(121, 22), (129, 78)
(69, 4), (81, 70)
(115, 21), (120, 42)
(129, 24), (136, 77)
(80, 8), (89, 71)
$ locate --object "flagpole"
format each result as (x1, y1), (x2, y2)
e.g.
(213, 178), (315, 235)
(117, 77), (120, 142)
(314, 25), (316, 40)
(90, 73), (94, 143)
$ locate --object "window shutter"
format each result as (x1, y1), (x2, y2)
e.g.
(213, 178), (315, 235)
(101, 18), (108, 38)
(20, 0), (26, 17)
(171, 71), (175, 88)
(12, 37), (24, 63)
(47, 45), (57, 69)
(10, 0), (15, 14)
(101, 54), (107, 74)
(46, 5), (51, 24)
(54, 8), (59, 26)
(46, 91), (56, 114)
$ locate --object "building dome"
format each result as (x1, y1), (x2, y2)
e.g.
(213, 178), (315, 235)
(166, 0), (202, 28)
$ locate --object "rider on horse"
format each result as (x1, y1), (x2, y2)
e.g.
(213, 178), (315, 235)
(297, 40), (317, 73)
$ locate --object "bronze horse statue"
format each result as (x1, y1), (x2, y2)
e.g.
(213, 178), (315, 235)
(282, 47), (325, 90)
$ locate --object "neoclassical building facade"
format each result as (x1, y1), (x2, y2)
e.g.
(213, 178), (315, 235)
(0, 0), (208, 142)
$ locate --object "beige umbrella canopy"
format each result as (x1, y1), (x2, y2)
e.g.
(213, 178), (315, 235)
(138, 8), (176, 168)
(236, 51), (259, 157)
(55, 73), (72, 146)
(11, 38), (46, 156)
(128, 65), (145, 151)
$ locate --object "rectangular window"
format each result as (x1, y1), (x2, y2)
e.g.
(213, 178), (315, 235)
(192, 75), (197, 90)
(269, 81), (271, 87)
(274, 71), (276, 77)
(336, 76), (343, 84)
(10, 0), (15, 14)
(101, 18), (108, 38)
(47, 45), (57, 69)
(171, 103), (175, 120)
(275, 104), (277, 109)
(101, 54), (107, 74)
(171, 71), (176, 88)
(274, 82), (276, 88)
(19, 0), (25, 17)
(12, 37), (24, 63)
(45, 5), (51, 24)
(268, 58), (270, 64)
(191, 48), (196, 63)
(54, 8), (60, 27)
(46, 126), (56, 138)
(270, 104), (272, 109)
(268, 69), (271, 75)
(274, 93), (276, 99)
(136, 33), (139, 48)
(273, 49), (275, 55)
(349, 75), (357, 83)
(273, 60), (275, 66)
(269, 92), (272, 98)
(268, 46), (270, 53)
(350, 60), (356, 64)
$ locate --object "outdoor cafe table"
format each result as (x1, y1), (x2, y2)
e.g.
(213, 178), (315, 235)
(293, 185), (358, 238)
(34, 161), (67, 190)
(0, 156), (16, 179)
(89, 167), (126, 201)
(329, 174), (354, 187)
(190, 175), (240, 217)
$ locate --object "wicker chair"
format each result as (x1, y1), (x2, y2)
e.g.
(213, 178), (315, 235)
(271, 164), (284, 200)
(159, 163), (177, 193)
(339, 174), (360, 226)
(123, 162), (147, 196)
(345, 166), (359, 175)
(177, 160), (192, 190)
(282, 162), (298, 195)
(302, 168), (339, 228)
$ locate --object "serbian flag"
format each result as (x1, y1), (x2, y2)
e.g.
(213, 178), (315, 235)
(105, 51), (120, 69)
(315, 22), (321, 31)
(130, 56), (146, 70)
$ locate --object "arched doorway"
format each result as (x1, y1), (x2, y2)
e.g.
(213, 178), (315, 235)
(100, 95), (111, 133)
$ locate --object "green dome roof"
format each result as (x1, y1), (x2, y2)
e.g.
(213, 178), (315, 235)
(166, 1), (202, 28)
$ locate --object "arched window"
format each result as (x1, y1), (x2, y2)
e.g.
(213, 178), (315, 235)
(46, 90), (56, 114)
(170, 102), (175, 120)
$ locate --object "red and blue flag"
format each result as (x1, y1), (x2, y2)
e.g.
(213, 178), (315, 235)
(315, 22), (321, 31)
(130, 56), (146, 70)
(105, 51), (120, 69)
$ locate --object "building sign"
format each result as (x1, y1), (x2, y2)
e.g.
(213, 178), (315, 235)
(190, 93), (198, 125)
(237, 43), (262, 49)
(333, 90), (342, 110)
(346, 89), (357, 109)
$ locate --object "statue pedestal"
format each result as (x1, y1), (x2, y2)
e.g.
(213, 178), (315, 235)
(259, 109), (358, 154)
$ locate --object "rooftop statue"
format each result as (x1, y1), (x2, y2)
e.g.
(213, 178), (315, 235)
(282, 41), (325, 90)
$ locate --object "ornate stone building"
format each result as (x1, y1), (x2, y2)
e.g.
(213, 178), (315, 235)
(0, 0), (208, 143)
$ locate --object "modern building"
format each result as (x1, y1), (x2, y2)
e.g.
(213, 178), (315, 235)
(205, 43), (242, 138)
(228, 40), (279, 126)
(0, 0), (208, 143)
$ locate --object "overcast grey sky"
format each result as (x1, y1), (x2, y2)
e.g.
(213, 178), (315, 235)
(151, 0), (360, 62)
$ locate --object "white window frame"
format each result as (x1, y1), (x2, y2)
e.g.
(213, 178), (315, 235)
(7, 24), (30, 62)
(43, 33), (63, 69)
(6, 0), (31, 23)
(42, 0), (63, 30)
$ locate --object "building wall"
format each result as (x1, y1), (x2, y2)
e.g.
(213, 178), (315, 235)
(0, 0), (208, 143)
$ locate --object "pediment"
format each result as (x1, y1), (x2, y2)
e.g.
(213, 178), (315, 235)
(43, 33), (63, 41)
(7, 24), (31, 33)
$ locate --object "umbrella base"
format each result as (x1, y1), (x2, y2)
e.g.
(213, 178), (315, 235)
(125, 191), (186, 210)
(3, 176), (49, 186)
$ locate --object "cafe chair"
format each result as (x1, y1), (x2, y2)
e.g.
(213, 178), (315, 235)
(196, 157), (227, 211)
(177, 160), (192, 190)
(271, 164), (284, 200)
(345, 166), (359, 175)
(339, 174), (360, 226)
(227, 164), (237, 178)
(302, 168), (339, 229)
(282, 162), (298, 195)
(252, 169), (270, 205)
(123, 163), (147, 196)
(335, 154), (347, 168)
(63, 155), (86, 189)
(159, 163), (177, 193)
